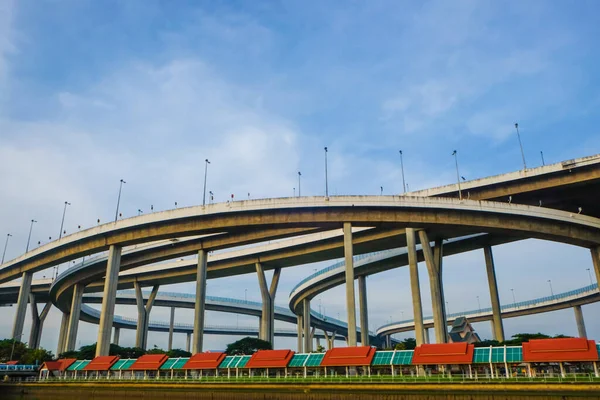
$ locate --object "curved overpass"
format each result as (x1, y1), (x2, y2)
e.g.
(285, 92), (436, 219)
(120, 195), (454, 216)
(376, 283), (600, 337)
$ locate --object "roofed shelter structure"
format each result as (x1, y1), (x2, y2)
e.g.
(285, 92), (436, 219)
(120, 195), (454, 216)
(182, 352), (226, 377)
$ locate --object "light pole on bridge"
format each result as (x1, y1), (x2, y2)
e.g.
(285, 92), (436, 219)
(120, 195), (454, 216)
(451, 150), (462, 200)
(515, 123), (527, 170)
(298, 172), (301, 197)
(59, 201), (71, 239)
(26, 220), (37, 253)
(586, 268), (593, 285)
(1, 233), (12, 264)
(399, 150), (406, 193)
(114, 179), (126, 222)
(324, 147), (329, 197)
(203, 159), (210, 206)
(547, 280), (554, 297)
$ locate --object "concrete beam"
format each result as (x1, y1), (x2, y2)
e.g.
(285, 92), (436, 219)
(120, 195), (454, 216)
(302, 298), (311, 352)
(406, 228), (425, 346)
(419, 230), (446, 344)
(193, 249), (208, 354)
(168, 307), (175, 351)
(12, 272), (32, 340)
(574, 305), (587, 338)
(358, 275), (369, 346)
(28, 297), (51, 349)
(65, 283), (84, 351)
(484, 246), (505, 342)
(96, 245), (122, 357)
(343, 222), (357, 347)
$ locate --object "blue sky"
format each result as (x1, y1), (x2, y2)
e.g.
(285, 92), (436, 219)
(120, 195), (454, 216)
(1, 0), (599, 352)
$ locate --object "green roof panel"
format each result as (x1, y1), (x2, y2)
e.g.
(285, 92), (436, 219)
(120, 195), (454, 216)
(392, 351), (413, 365)
(305, 353), (325, 367)
(473, 348), (490, 363)
(288, 354), (309, 368)
(372, 351), (394, 366)
(68, 360), (90, 371)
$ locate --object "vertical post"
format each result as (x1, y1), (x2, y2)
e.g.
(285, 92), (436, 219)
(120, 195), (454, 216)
(29, 300), (51, 349)
(113, 327), (120, 345)
(269, 268), (281, 346)
(357, 275), (369, 346)
(406, 228), (424, 345)
(255, 262), (271, 342)
(96, 245), (122, 356)
(12, 272), (32, 340)
(423, 328), (430, 344)
(57, 311), (69, 356)
(193, 249), (208, 354)
(343, 222), (357, 347)
(168, 307), (175, 351)
(591, 247), (600, 289)
(66, 283), (84, 351)
(297, 314), (303, 352)
(419, 231), (446, 344)
(186, 333), (191, 353)
(573, 305), (587, 338)
(303, 299), (311, 353)
(483, 246), (505, 342)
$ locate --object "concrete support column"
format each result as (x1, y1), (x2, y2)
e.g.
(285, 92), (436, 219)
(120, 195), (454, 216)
(57, 312), (69, 356)
(490, 319), (497, 341)
(12, 272), (33, 340)
(302, 298), (311, 352)
(65, 283), (84, 351)
(186, 333), (191, 353)
(96, 245), (122, 357)
(483, 246), (505, 342)
(323, 330), (331, 350)
(385, 335), (391, 349)
(574, 305), (587, 338)
(591, 247), (600, 288)
(424, 328), (430, 344)
(28, 296), (51, 350)
(419, 231), (447, 344)
(168, 307), (175, 351)
(113, 327), (120, 345)
(296, 314), (303, 352)
(134, 282), (159, 349)
(343, 222), (357, 347)
(357, 275), (369, 346)
(406, 228), (425, 346)
(193, 249), (208, 354)
(255, 264), (281, 345)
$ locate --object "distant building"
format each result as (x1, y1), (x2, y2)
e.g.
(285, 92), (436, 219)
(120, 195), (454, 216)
(448, 317), (481, 344)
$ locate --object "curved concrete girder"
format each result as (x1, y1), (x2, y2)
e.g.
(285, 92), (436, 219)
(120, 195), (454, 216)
(288, 233), (521, 313)
(376, 284), (600, 337)
(4, 196), (600, 285)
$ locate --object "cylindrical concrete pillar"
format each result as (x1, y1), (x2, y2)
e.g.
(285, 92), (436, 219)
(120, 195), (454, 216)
(343, 222), (357, 347)
(193, 249), (208, 354)
(591, 247), (600, 288)
(483, 246), (505, 342)
(113, 327), (120, 346)
(297, 314), (303, 352)
(424, 328), (430, 344)
(66, 283), (84, 351)
(303, 299), (311, 352)
(358, 275), (369, 346)
(406, 228), (425, 346)
(29, 301), (51, 350)
(574, 305), (587, 338)
(255, 262), (271, 342)
(96, 245), (122, 356)
(419, 231), (446, 344)
(12, 272), (32, 340)
(56, 311), (69, 356)
(168, 307), (175, 350)
(186, 332), (191, 353)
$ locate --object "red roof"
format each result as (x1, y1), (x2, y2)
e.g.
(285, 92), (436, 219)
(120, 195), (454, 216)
(40, 361), (62, 371)
(245, 350), (295, 368)
(321, 347), (376, 367)
(182, 352), (226, 370)
(58, 358), (77, 371)
(129, 354), (169, 371)
(83, 355), (120, 371)
(6, 360), (18, 365)
(522, 338), (599, 362)
(411, 343), (475, 365)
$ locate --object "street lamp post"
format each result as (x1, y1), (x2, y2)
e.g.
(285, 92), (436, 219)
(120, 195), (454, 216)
(515, 123), (527, 170)
(298, 172), (301, 197)
(59, 201), (71, 239)
(2, 233), (12, 264)
(209, 191), (214, 204)
(399, 150), (406, 193)
(114, 179), (126, 222)
(451, 150), (462, 200)
(26, 220), (37, 252)
(547, 280), (554, 297)
(540, 151), (545, 166)
(586, 268), (594, 285)
(324, 147), (329, 197)
(203, 159), (210, 206)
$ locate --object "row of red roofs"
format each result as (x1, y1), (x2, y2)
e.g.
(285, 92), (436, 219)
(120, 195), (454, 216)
(42, 338), (599, 372)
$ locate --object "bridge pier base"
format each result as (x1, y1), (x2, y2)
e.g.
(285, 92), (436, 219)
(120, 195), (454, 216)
(28, 296), (51, 349)
(168, 307), (175, 350)
(12, 272), (32, 341)
(256, 263), (281, 346)
(574, 305), (587, 338)
(406, 228), (425, 346)
(96, 245), (122, 357)
(66, 283), (84, 351)
(484, 245), (505, 342)
(134, 283), (159, 349)
(113, 327), (120, 346)
(419, 231), (447, 344)
(343, 222), (357, 347)
(193, 249), (208, 354)
(358, 275), (369, 346)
